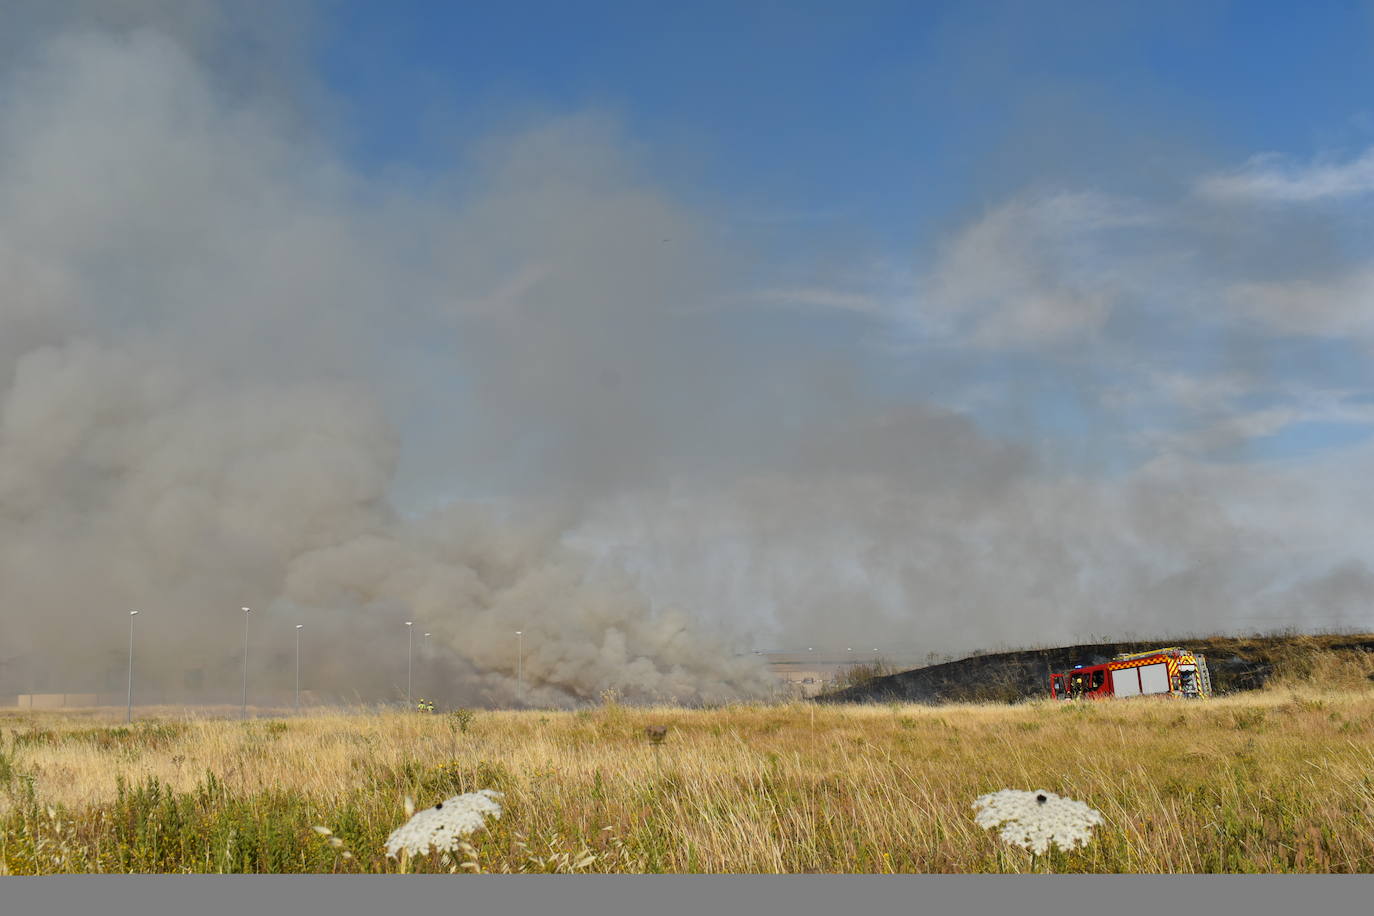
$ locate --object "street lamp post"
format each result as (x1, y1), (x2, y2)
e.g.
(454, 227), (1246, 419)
(515, 630), (523, 703)
(295, 624), (303, 712)
(241, 607), (251, 720)
(126, 610), (139, 723)
(405, 621), (414, 708)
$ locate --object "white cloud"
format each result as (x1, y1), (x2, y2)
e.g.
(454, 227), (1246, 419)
(1197, 147), (1374, 203)
(1150, 371), (1257, 412)
(1227, 268), (1374, 338)
(1129, 378), (1374, 457)
(741, 193), (1163, 352)
(920, 191), (1151, 348)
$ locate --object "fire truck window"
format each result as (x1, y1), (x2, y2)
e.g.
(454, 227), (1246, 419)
(1089, 671), (1105, 690)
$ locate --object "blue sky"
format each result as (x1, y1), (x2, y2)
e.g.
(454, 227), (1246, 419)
(317, 1), (1374, 241)
(304, 1), (1374, 477)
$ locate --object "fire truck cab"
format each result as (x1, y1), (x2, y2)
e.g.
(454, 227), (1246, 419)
(1050, 647), (1212, 701)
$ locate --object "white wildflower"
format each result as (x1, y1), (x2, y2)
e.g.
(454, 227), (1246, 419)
(385, 790), (504, 858)
(971, 789), (1103, 856)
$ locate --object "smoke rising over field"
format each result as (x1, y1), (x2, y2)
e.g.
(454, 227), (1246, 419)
(2, 4), (1373, 704)
(0, 20), (774, 704)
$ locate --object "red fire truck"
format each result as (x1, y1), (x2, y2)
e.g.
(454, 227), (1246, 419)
(1049, 647), (1212, 700)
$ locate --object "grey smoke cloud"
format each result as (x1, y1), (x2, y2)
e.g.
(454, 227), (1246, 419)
(919, 191), (1151, 348)
(0, 20), (771, 705)
(2, 4), (1373, 711)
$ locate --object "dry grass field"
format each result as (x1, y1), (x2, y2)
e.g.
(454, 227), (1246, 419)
(2, 670), (1374, 873)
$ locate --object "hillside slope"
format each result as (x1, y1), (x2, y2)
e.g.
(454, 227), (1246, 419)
(816, 633), (1374, 704)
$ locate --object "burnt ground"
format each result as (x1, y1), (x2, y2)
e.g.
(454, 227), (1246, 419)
(815, 633), (1374, 705)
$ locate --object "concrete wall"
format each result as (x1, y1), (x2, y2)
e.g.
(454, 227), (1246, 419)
(7, 693), (116, 708)
(1, 690), (336, 709)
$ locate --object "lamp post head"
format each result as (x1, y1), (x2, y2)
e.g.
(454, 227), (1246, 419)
(295, 624), (303, 629)
(424, 632), (431, 637)
(515, 630), (522, 636)
(241, 607), (251, 613)
(130, 610), (139, 616)
(405, 621), (413, 627)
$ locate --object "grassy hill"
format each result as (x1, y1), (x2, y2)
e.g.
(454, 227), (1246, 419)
(818, 632), (1374, 705)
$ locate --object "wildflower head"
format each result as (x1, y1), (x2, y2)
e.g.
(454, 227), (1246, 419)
(385, 790), (504, 858)
(971, 789), (1103, 857)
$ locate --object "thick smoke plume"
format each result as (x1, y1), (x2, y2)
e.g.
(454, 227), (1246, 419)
(0, 20), (770, 705)
(2, 6), (1372, 707)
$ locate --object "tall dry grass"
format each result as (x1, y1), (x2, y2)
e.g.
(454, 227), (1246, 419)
(1, 684), (1373, 873)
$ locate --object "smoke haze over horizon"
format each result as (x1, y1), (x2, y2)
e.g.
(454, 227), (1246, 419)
(2, 2), (1374, 705)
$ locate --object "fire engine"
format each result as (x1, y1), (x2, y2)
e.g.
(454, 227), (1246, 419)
(1049, 647), (1212, 700)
